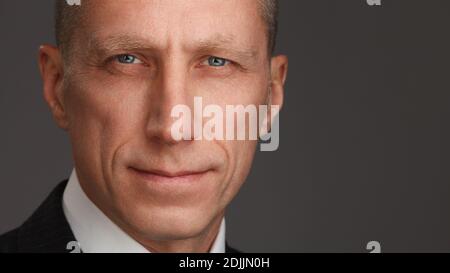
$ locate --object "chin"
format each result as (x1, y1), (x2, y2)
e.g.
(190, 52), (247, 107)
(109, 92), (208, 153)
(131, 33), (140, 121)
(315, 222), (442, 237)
(113, 193), (221, 241)
(105, 164), (227, 241)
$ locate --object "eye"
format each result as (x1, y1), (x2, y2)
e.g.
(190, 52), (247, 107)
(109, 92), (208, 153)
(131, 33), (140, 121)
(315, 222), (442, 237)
(115, 54), (143, 64)
(206, 56), (229, 67)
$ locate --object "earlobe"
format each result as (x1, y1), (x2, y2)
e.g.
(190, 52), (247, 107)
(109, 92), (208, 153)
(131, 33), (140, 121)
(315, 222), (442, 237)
(38, 45), (69, 130)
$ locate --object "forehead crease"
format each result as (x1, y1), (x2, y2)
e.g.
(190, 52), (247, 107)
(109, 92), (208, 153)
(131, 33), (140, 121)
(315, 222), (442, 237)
(188, 34), (258, 55)
(88, 34), (158, 52)
(76, 0), (265, 55)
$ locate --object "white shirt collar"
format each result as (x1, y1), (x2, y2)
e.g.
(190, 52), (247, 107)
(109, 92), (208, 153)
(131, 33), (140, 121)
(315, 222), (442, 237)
(62, 169), (226, 253)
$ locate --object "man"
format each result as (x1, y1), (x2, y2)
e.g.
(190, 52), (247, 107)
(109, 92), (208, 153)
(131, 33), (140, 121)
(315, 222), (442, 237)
(0, 0), (287, 253)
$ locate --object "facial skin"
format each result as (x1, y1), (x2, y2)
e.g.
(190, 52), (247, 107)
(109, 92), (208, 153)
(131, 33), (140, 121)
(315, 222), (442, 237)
(39, 0), (287, 252)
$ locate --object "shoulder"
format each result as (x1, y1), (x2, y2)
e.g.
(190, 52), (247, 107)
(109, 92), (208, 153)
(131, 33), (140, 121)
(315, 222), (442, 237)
(225, 244), (241, 253)
(0, 180), (75, 253)
(0, 228), (19, 253)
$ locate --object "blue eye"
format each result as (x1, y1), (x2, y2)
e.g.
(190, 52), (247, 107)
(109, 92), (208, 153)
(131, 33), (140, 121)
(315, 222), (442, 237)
(116, 54), (141, 64)
(207, 56), (228, 67)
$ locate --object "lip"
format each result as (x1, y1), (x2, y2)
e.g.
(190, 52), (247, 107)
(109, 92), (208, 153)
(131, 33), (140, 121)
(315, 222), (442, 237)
(128, 167), (211, 183)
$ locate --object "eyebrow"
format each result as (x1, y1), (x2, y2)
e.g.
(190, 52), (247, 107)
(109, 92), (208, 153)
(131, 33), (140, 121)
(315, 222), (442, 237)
(195, 40), (259, 63)
(87, 34), (260, 63)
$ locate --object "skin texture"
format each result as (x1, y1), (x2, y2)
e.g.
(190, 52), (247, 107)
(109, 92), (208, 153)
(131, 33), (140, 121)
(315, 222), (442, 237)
(39, 0), (288, 253)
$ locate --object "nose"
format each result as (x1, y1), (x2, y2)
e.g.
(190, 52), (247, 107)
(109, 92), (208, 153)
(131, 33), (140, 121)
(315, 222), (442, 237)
(145, 58), (192, 146)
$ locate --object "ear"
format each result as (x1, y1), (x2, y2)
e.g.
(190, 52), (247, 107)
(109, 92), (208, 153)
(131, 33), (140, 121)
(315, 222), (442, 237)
(38, 45), (69, 130)
(259, 55), (288, 137)
(269, 55), (288, 110)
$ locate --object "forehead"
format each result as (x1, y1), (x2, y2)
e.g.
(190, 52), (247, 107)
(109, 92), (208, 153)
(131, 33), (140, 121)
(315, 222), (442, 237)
(76, 0), (267, 55)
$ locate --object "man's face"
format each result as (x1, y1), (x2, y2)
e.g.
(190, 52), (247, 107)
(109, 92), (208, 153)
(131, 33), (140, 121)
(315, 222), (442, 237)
(52, 0), (281, 243)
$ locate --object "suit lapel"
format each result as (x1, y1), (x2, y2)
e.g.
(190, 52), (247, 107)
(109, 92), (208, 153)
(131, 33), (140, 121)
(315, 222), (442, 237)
(17, 180), (76, 253)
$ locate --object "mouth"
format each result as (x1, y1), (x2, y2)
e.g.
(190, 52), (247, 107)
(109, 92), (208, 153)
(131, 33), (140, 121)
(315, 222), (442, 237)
(128, 166), (211, 184)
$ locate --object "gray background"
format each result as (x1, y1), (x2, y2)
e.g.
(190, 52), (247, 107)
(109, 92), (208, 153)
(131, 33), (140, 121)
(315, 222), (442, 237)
(1, 0), (449, 252)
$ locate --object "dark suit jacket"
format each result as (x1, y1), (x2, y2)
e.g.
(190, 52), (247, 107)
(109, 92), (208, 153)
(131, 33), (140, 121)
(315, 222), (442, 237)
(0, 180), (239, 253)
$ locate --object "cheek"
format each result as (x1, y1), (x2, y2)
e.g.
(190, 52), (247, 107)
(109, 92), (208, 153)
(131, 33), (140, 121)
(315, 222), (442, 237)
(65, 75), (149, 176)
(218, 139), (258, 206)
(192, 75), (267, 201)
(229, 139), (258, 180)
(192, 69), (269, 106)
